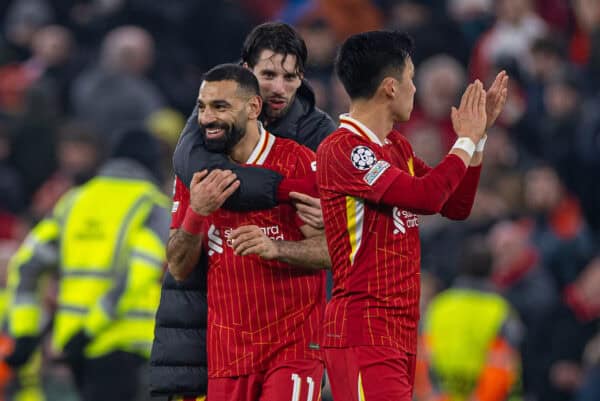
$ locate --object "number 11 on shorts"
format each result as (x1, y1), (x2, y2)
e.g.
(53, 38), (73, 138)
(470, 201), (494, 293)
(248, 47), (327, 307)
(291, 374), (316, 401)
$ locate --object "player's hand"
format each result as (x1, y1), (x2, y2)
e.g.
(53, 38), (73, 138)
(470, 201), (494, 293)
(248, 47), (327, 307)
(485, 71), (509, 129)
(451, 80), (487, 144)
(230, 225), (278, 260)
(290, 192), (324, 229)
(189, 169), (240, 216)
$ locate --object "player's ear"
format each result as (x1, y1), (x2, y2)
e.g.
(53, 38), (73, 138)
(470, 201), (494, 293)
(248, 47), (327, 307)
(381, 77), (396, 99)
(247, 95), (262, 119)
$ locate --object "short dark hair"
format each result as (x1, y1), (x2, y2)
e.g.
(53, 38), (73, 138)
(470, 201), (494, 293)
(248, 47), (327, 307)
(203, 63), (260, 97)
(459, 236), (493, 278)
(241, 22), (307, 74)
(336, 30), (414, 100)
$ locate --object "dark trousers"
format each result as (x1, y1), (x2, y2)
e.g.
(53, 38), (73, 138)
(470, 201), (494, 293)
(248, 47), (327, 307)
(69, 351), (145, 401)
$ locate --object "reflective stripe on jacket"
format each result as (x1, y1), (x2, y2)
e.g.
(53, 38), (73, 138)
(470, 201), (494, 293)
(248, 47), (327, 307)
(8, 160), (169, 359)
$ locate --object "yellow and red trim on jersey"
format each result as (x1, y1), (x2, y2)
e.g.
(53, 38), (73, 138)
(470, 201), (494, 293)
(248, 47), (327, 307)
(358, 371), (367, 401)
(345, 196), (364, 266)
(407, 157), (415, 176)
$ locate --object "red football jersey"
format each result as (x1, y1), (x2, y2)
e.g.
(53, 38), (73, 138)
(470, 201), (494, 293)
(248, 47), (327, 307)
(200, 129), (325, 377)
(316, 115), (477, 354)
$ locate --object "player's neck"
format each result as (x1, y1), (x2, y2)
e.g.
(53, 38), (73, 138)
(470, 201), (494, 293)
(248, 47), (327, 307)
(349, 101), (394, 142)
(229, 121), (261, 164)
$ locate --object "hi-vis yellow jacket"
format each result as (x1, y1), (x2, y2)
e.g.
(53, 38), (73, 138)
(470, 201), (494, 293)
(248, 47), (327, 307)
(423, 278), (522, 401)
(7, 160), (170, 359)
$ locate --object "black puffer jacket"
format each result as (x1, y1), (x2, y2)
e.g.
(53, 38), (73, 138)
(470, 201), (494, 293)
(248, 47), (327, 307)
(149, 262), (208, 398)
(149, 82), (335, 398)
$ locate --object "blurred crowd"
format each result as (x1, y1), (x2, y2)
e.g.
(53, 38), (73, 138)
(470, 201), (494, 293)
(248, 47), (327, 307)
(0, 0), (599, 401)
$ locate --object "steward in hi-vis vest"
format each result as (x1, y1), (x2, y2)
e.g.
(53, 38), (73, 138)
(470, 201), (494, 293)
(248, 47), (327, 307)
(416, 237), (522, 401)
(4, 128), (169, 401)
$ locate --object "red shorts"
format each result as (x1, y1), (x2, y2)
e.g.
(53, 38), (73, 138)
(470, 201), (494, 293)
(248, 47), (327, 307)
(208, 359), (324, 401)
(324, 346), (416, 401)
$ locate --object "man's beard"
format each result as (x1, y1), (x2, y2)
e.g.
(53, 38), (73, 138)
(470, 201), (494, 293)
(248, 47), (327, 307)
(202, 121), (245, 154)
(263, 96), (293, 122)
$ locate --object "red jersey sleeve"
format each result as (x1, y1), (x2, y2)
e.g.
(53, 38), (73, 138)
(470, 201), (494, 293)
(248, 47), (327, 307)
(439, 164), (482, 220)
(412, 153), (482, 219)
(377, 134), (472, 216)
(317, 133), (403, 203)
(170, 176), (190, 229)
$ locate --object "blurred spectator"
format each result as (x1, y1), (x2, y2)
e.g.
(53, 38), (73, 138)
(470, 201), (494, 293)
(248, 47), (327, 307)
(488, 219), (558, 398)
(383, 0), (470, 66)
(4, 127), (169, 401)
(0, 25), (74, 115)
(447, 0), (494, 49)
(401, 54), (467, 151)
(576, 330), (600, 401)
(470, 0), (547, 81)
(296, 17), (337, 113)
(516, 67), (586, 198)
(573, 93), (600, 234)
(533, 0), (571, 33)
(477, 126), (523, 215)
(71, 25), (165, 139)
(525, 36), (569, 120)
(2, 0), (53, 63)
(537, 258), (600, 401)
(417, 236), (521, 401)
(0, 126), (24, 215)
(146, 107), (185, 150)
(523, 165), (596, 289)
(570, 0), (600, 66)
(9, 81), (59, 204)
(297, 17), (336, 79)
(30, 120), (101, 221)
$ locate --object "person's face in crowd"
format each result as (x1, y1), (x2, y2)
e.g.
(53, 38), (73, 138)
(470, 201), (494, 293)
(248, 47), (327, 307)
(488, 221), (528, 270)
(197, 80), (249, 153)
(58, 139), (98, 180)
(544, 82), (579, 118)
(524, 166), (563, 213)
(31, 25), (72, 67)
(247, 50), (302, 123)
(530, 49), (562, 82)
(391, 57), (416, 122)
(497, 0), (530, 24)
(417, 58), (464, 120)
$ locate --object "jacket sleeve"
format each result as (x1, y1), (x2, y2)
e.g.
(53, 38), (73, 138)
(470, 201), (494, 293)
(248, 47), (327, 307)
(82, 201), (169, 337)
(174, 107), (283, 211)
(412, 155), (482, 220)
(5, 188), (80, 340)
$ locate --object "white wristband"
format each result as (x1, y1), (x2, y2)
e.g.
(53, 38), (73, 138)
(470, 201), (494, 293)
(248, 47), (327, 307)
(476, 135), (487, 152)
(452, 137), (476, 158)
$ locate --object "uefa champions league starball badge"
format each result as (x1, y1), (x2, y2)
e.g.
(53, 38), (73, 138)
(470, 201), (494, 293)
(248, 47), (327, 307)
(351, 146), (377, 170)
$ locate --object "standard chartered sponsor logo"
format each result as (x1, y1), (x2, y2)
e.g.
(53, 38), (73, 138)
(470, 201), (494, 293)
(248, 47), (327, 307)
(222, 225), (285, 248)
(392, 207), (419, 235)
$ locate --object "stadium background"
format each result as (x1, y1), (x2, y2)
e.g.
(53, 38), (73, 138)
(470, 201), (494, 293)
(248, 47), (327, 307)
(0, 0), (599, 400)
